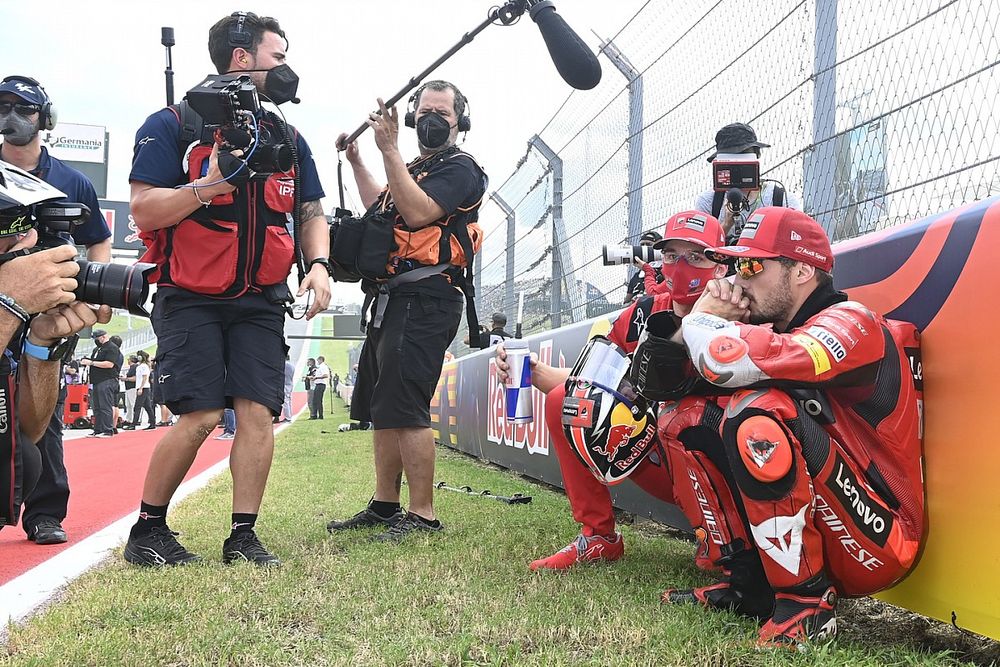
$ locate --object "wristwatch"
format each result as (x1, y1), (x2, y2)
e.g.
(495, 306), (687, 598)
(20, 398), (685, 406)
(23, 334), (79, 364)
(308, 257), (334, 277)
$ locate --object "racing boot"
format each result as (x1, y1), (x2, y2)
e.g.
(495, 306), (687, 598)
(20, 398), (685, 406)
(529, 532), (624, 571)
(757, 576), (838, 649)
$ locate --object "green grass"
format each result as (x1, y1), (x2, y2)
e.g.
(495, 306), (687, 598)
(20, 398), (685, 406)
(0, 398), (988, 666)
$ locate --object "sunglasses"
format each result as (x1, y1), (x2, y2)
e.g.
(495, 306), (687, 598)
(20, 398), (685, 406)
(734, 257), (768, 279)
(661, 249), (716, 268)
(0, 101), (41, 117)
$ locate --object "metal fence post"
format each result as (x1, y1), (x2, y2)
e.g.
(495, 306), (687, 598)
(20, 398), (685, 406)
(490, 192), (516, 319)
(529, 134), (584, 327)
(806, 0), (838, 233)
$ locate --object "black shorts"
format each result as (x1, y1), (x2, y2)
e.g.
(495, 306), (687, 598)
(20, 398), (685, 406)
(351, 291), (462, 429)
(151, 288), (288, 415)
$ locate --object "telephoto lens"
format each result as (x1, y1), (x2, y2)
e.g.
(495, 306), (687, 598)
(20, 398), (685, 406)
(602, 244), (656, 266)
(74, 260), (157, 317)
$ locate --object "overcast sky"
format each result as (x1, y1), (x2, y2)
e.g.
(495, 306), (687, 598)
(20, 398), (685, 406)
(1, 1), (639, 304)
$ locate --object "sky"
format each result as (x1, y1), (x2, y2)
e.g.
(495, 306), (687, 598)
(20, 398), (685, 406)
(0, 1), (640, 305)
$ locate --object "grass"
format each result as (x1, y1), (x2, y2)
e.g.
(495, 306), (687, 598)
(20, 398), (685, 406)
(1, 398), (993, 666)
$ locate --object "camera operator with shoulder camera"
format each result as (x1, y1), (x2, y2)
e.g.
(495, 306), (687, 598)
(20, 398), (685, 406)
(123, 12), (330, 568)
(0, 201), (112, 533)
(694, 123), (802, 245)
(1, 74), (113, 546)
(328, 81), (487, 541)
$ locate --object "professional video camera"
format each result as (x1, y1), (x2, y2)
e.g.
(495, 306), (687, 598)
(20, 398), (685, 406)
(0, 160), (154, 317)
(602, 244), (656, 266)
(185, 73), (294, 183)
(712, 153), (760, 192)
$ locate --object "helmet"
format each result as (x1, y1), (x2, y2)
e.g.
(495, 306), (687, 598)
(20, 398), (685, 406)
(561, 337), (657, 485)
(0, 159), (66, 236)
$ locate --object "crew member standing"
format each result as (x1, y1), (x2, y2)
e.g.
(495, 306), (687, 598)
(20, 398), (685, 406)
(0, 74), (112, 546)
(328, 81), (487, 540)
(123, 12), (331, 567)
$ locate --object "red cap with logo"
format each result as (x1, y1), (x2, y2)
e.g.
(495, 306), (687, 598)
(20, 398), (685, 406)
(705, 207), (833, 272)
(652, 211), (725, 250)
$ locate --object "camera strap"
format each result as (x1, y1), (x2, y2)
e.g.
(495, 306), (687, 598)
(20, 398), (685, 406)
(0, 359), (21, 526)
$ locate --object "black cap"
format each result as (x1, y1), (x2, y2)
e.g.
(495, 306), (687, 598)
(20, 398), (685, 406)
(91, 329), (108, 339)
(707, 123), (770, 162)
(639, 229), (662, 243)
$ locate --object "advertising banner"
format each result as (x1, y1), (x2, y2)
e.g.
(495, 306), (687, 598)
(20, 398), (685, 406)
(42, 123), (106, 164)
(98, 200), (144, 251)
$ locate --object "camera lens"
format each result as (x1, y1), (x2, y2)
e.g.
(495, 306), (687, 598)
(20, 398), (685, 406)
(74, 260), (156, 317)
(250, 143), (294, 174)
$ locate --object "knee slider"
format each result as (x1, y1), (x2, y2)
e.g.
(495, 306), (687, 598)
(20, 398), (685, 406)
(736, 415), (792, 483)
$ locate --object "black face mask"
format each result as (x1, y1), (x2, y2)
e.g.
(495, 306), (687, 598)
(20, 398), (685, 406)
(232, 64), (300, 105)
(416, 112), (453, 150)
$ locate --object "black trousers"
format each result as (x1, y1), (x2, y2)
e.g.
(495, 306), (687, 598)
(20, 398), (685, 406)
(91, 378), (118, 434)
(132, 390), (156, 427)
(311, 383), (326, 418)
(22, 393), (69, 533)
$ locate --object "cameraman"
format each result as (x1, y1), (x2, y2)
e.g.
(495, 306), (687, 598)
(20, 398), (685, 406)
(1, 74), (112, 546)
(123, 12), (330, 567)
(622, 230), (662, 304)
(0, 225), (112, 533)
(328, 81), (487, 541)
(694, 123), (802, 244)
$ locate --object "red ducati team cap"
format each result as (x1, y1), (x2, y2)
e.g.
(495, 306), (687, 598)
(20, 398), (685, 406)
(705, 207), (834, 272)
(652, 210), (725, 250)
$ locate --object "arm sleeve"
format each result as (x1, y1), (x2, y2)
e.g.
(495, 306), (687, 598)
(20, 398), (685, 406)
(693, 190), (714, 215)
(643, 265), (670, 295)
(294, 132), (326, 202)
(682, 302), (887, 389)
(128, 109), (185, 188)
(417, 157), (485, 215)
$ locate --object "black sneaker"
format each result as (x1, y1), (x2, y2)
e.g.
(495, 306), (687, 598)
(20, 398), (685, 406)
(371, 512), (444, 542)
(123, 526), (201, 567)
(27, 518), (68, 545)
(326, 505), (406, 532)
(222, 530), (280, 566)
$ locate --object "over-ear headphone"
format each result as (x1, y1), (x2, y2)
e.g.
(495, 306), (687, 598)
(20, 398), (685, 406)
(1, 75), (56, 131)
(404, 81), (471, 133)
(228, 11), (257, 49)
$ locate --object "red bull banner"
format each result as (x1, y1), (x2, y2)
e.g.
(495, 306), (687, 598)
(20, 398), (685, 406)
(432, 196), (1000, 641)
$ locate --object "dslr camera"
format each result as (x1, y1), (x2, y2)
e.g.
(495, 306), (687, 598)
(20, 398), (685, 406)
(602, 244), (656, 266)
(0, 160), (154, 317)
(185, 74), (294, 183)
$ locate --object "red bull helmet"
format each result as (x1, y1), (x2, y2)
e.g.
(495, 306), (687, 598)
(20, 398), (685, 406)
(561, 337), (657, 485)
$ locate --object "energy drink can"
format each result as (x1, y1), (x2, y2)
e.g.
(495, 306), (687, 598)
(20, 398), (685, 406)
(503, 340), (532, 423)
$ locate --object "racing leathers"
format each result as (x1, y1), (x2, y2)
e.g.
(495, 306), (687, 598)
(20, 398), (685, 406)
(669, 282), (924, 597)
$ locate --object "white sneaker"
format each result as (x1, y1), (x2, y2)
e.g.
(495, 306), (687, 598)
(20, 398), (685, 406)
(215, 432), (235, 440)
(338, 424), (350, 432)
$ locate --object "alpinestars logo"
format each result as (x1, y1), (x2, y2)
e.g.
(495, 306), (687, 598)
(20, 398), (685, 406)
(749, 504), (809, 575)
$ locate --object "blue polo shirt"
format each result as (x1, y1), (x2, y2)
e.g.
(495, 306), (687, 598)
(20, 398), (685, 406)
(28, 146), (110, 247)
(129, 108), (324, 202)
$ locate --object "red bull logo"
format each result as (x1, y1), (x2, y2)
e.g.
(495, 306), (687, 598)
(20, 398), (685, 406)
(596, 423), (631, 459)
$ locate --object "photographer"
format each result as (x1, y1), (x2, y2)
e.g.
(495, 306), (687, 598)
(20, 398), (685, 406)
(0, 224), (112, 533)
(123, 12), (330, 567)
(622, 229), (663, 304)
(327, 81), (487, 541)
(1, 74), (112, 546)
(694, 123), (802, 245)
(79, 329), (122, 438)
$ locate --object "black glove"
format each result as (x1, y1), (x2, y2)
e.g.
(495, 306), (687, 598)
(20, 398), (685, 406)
(630, 312), (698, 401)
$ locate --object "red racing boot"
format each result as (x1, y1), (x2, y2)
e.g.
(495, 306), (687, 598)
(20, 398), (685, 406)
(757, 585), (838, 650)
(529, 533), (624, 571)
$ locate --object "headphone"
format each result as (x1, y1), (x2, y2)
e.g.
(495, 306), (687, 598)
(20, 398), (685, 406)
(404, 82), (471, 133)
(228, 11), (257, 51)
(1, 75), (56, 131)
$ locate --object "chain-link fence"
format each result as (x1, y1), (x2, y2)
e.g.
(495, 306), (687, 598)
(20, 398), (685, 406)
(470, 0), (1000, 345)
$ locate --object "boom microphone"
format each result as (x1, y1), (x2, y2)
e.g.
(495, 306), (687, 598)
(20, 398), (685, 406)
(528, 1), (602, 90)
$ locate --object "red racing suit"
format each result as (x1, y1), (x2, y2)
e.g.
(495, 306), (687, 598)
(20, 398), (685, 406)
(670, 285), (924, 595)
(543, 292), (679, 537)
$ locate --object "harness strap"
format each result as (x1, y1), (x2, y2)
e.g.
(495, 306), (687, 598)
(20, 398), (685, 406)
(360, 264), (450, 333)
